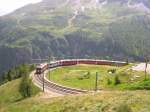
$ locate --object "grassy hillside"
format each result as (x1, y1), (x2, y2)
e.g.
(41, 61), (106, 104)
(0, 79), (150, 112)
(0, 78), (40, 111)
(0, 79), (22, 106)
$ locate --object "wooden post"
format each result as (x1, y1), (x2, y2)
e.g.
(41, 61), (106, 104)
(144, 56), (149, 80)
(145, 61), (148, 80)
(49, 71), (50, 80)
(95, 72), (98, 92)
(144, 57), (149, 80)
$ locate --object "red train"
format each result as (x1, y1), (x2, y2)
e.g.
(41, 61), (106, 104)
(36, 63), (48, 74)
(36, 59), (128, 74)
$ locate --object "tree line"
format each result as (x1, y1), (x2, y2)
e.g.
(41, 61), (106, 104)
(0, 64), (35, 85)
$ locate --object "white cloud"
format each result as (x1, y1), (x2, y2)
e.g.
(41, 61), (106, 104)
(0, 0), (42, 16)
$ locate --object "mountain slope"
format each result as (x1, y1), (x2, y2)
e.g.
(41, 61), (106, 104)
(0, 0), (150, 73)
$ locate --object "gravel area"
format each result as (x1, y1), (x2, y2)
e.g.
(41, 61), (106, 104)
(132, 63), (150, 73)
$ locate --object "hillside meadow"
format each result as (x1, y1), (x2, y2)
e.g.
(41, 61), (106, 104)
(0, 78), (150, 112)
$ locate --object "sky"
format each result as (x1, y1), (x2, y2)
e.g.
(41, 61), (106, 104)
(0, 0), (42, 16)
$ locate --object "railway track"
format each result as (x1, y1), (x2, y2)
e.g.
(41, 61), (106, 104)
(34, 72), (87, 95)
(33, 59), (127, 95)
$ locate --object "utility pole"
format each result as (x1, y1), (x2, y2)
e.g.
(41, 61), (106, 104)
(126, 57), (129, 65)
(49, 57), (51, 80)
(43, 72), (45, 92)
(95, 72), (98, 92)
(144, 57), (148, 80)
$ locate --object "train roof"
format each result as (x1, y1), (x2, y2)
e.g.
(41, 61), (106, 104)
(48, 59), (127, 64)
(37, 63), (47, 68)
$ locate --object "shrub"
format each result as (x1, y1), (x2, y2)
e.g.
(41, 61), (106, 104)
(126, 79), (150, 90)
(77, 76), (84, 80)
(108, 69), (116, 74)
(19, 65), (32, 98)
(19, 74), (32, 98)
(106, 77), (112, 85)
(113, 75), (121, 85)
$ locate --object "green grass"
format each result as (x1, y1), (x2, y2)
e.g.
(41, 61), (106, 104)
(0, 79), (22, 105)
(1, 90), (150, 112)
(0, 78), (40, 108)
(0, 70), (150, 112)
(47, 64), (150, 90)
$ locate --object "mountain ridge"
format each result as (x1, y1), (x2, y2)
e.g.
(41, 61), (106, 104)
(0, 0), (150, 74)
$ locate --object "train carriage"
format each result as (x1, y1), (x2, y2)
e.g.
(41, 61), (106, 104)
(60, 60), (77, 66)
(36, 59), (127, 74)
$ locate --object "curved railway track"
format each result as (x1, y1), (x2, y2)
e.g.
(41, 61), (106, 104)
(33, 59), (127, 95)
(34, 71), (87, 95)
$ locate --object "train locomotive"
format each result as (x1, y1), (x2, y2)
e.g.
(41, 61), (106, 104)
(36, 63), (48, 74)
